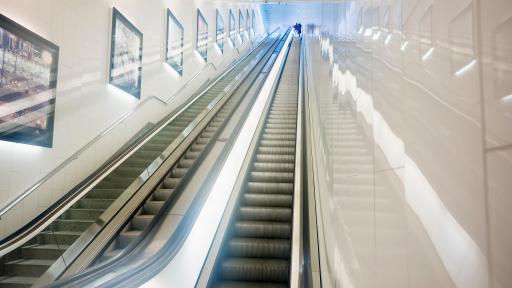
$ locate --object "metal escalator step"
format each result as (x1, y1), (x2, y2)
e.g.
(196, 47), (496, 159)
(74, 198), (114, 209)
(21, 244), (69, 260)
(85, 188), (124, 199)
(257, 147), (295, 155)
(262, 127), (296, 134)
(255, 154), (294, 163)
(117, 230), (141, 248)
(172, 167), (188, 178)
(261, 134), (295, 141)
(179, 158), (194, 168)
(252, 163), (294, 173)
(111, 166), (144, 177)
(214, 281), (288, 288)
(0, 276), (38, 288)
(266, 118), (296, 124)
(220, 258), (289, 282)
(185, 151), (200, 159)
(131, 214), (153, 230)
(163, 177), (180, 189)
(239, 207), (292, 222)
(196, 137), (209, 145)
(243, 194), (292, 207)
(227, 238), (290, 259)
(38, 231), (81, 246)
(54, 219), (94, 232)
(265, 124), (296, 130)
(250, 172), (294, 183)
(259, 140), (295, 148)
(143, 201), (165, 215)
(154, 189), (174, 201)
(234, 221), (291, 239)
(191, 143), (207, 152)
(139, 143), (168, 152)
(65, 208), (103, 220)
(4, 259), (54, 277)
(247, 182), (293, 194)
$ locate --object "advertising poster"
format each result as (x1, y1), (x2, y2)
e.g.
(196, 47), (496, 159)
(0, 14), (59, 147)
(109, 8), (143, 99)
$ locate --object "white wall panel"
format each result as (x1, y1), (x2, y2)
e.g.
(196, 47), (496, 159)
(299, 0), (512, 286)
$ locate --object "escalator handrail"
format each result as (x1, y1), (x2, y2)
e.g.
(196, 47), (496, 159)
(46, 28), (293, 288)
(0, 63), (217, 220)
(0, 28), (279, 255)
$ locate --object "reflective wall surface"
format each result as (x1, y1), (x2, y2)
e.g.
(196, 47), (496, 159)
(304, 1), (512, 287)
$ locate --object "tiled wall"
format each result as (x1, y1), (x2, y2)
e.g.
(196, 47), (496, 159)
(0, 0), (263, 239)
(305, 0), (511, 287)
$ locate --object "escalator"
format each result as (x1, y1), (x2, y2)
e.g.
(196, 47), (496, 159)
(0, 34), (279, 288)
(93, 31), (289, 263)
(208, 37), (301, 288)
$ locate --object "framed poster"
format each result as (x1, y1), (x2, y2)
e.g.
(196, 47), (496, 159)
(229, 9), (236, 46)
(238, 9), (244, 42)
(109, 8), (143, 99)
(166, 9), (184, 75)
(216, 9), (224, 53)
(0, 14), (59, 148)
(196, 9), (208, 62)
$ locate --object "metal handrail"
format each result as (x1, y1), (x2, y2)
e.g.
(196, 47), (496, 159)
(0, 61), (218, 218)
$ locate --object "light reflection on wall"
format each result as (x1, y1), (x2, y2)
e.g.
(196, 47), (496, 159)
(306, 0), (490, 287)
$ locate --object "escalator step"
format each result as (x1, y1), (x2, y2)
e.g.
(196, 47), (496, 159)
(250, 172), (293, 183)
(254, 154), (294, 163)
(163, 177), (180, 189)
(4, 259), (53, 277)
(234, 221), (291, 239)
(54, 219), (94, 232)
(238, 207), (292, 222)
(131, 215), (153, 230)
(247, 182), (293, 194)
(227, 238), (290, 259)
(21, 244), (69, 260)
(243, 194), (292, 208)
(257, 147), (295, 155)
(252, 163), (294, 173)
(143, 201), (164, 215)
(117, 230), (141, 248)
(154, 189), (174, 201)
(214, 281), (287, 288)
(220, 258), (289, 282)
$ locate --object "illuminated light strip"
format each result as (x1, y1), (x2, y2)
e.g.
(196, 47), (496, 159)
(422, 47), (434, 62)
(141, 32), (294, 288)
(454, 59), (477, 77)
(358, 26), (364, 34)
(385, 34), (392, 45)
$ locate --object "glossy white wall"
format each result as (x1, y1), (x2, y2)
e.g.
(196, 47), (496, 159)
(0, 0), (264, 239)
(303, 0), (512, 287)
